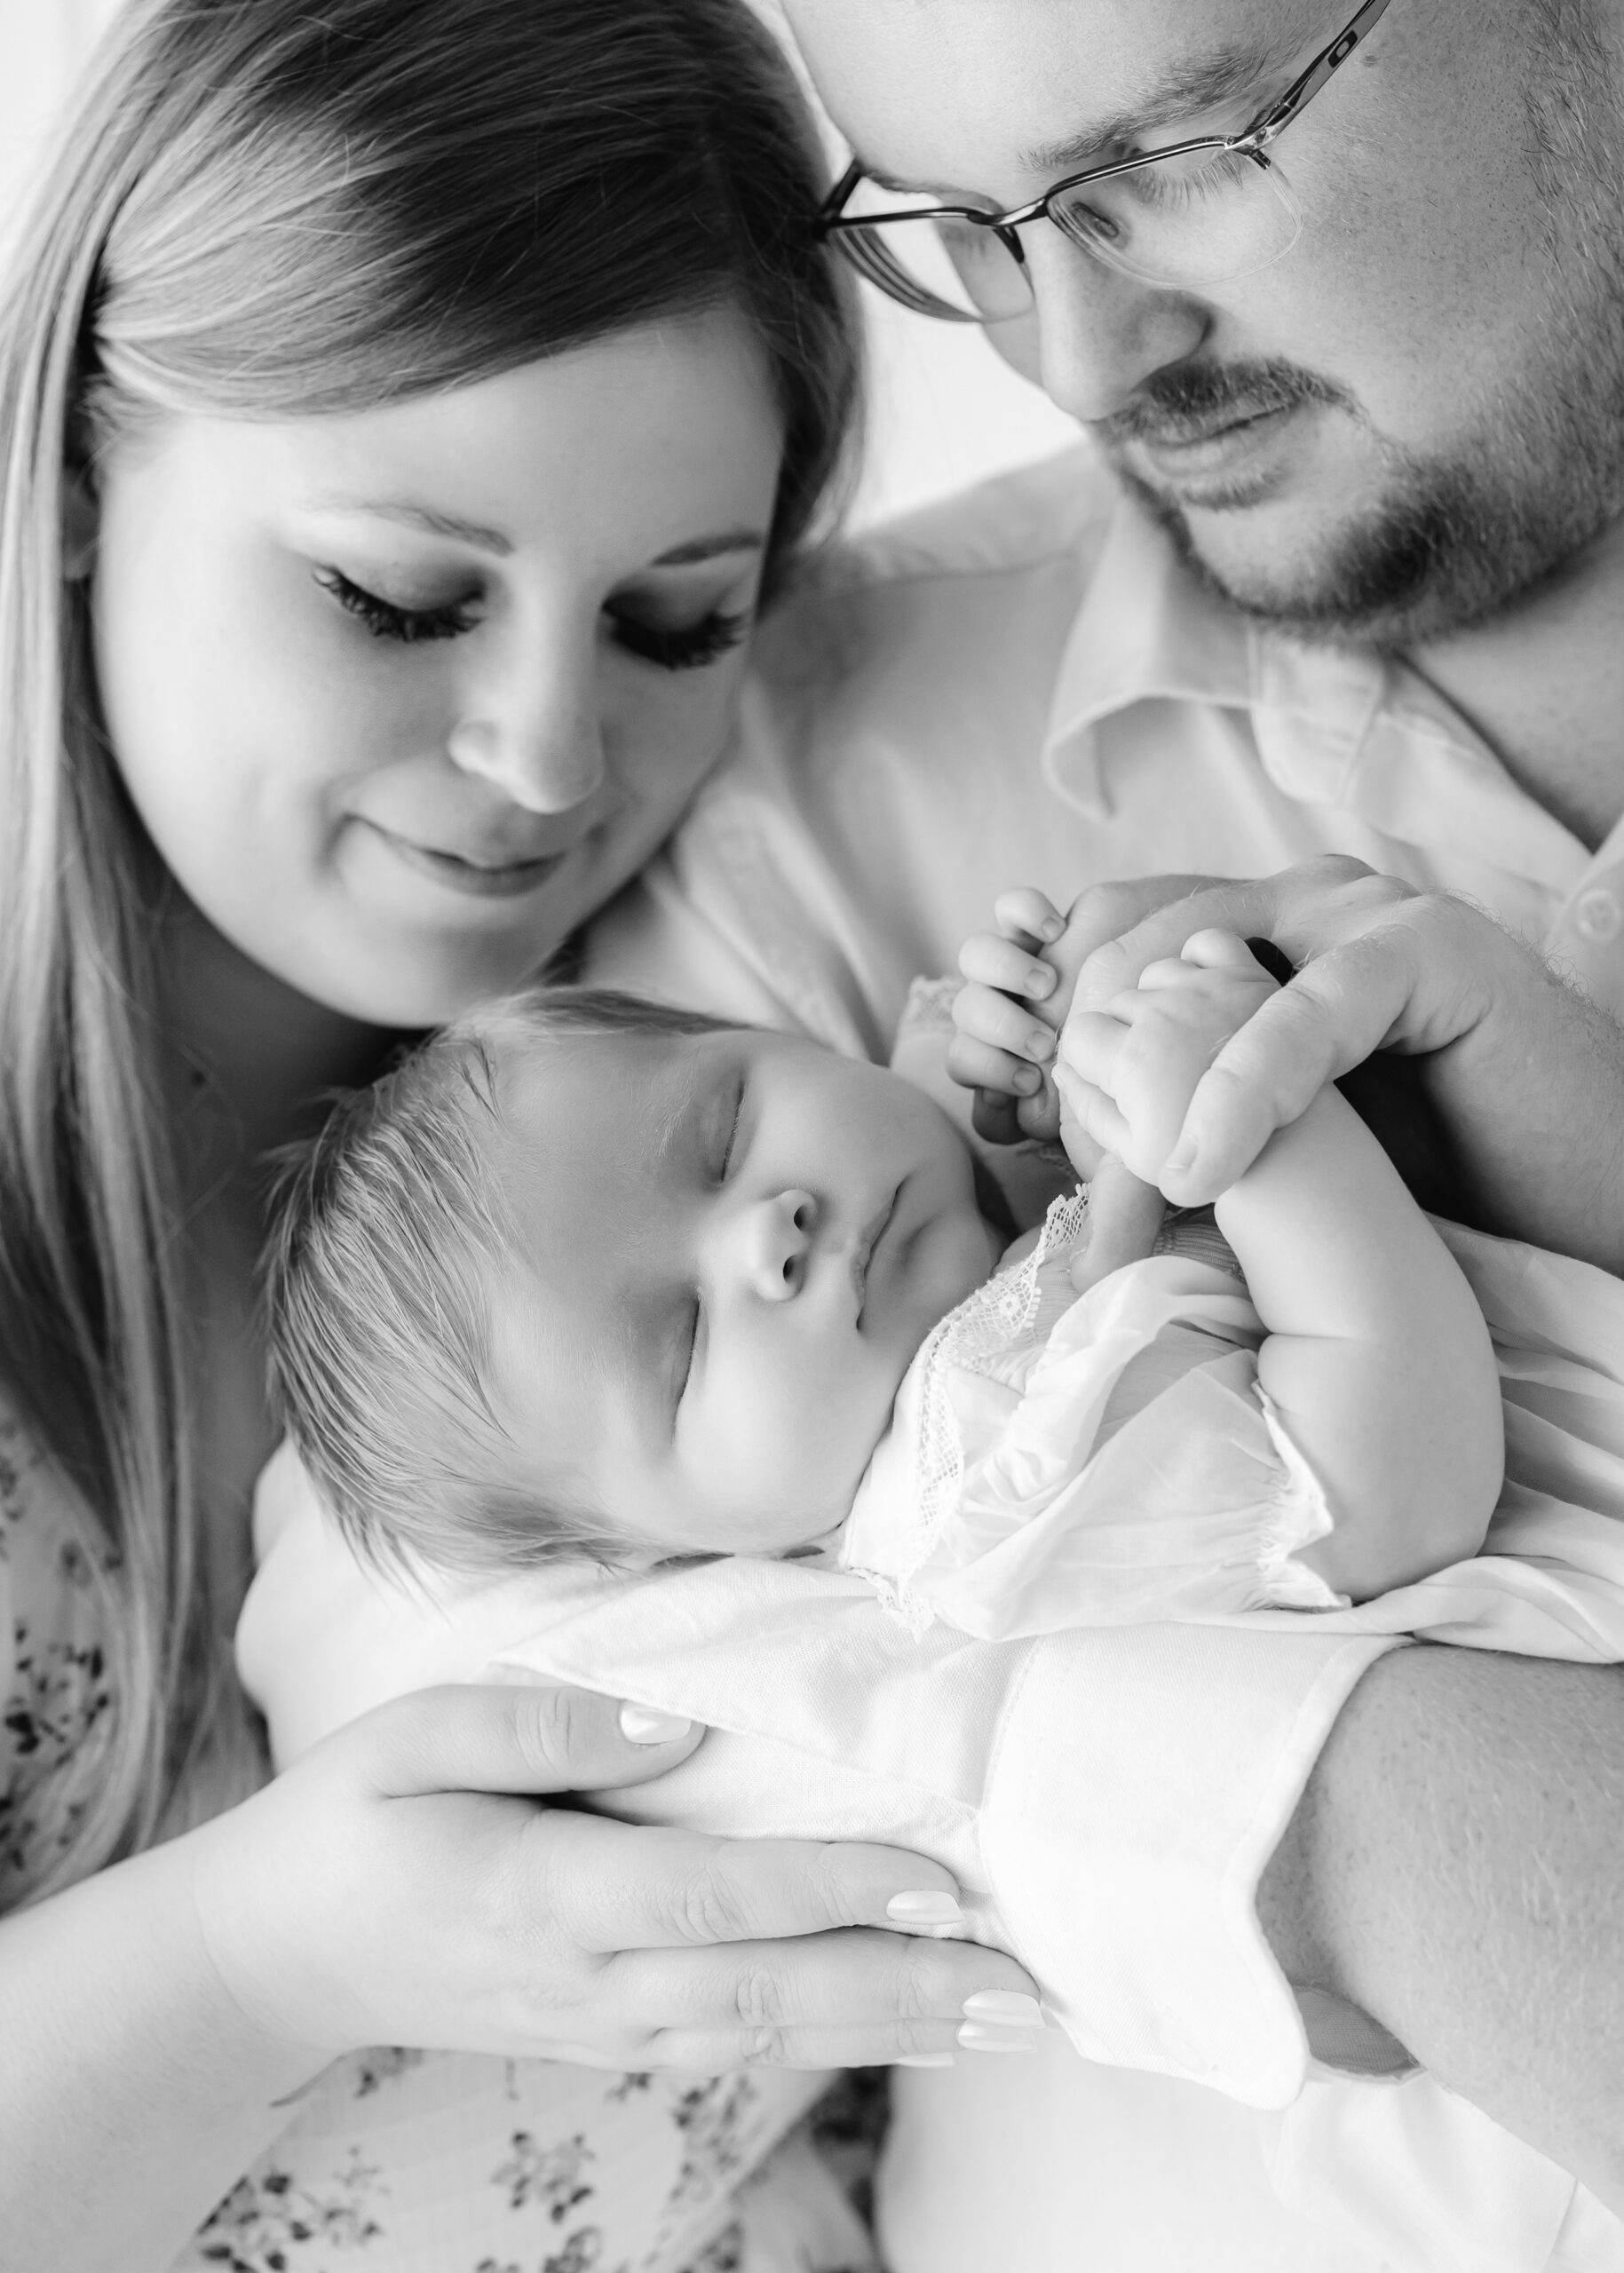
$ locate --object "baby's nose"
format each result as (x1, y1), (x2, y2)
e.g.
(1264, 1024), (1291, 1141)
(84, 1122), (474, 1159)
(743, 1189), (817, 1302)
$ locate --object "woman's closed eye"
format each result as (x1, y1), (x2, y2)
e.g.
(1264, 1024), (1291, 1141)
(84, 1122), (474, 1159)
(608, 604), (751, 673)
(314, 566), (479, 644)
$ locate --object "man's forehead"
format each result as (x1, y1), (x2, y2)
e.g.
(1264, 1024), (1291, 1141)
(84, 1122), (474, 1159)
(782, 0), (1323, 193)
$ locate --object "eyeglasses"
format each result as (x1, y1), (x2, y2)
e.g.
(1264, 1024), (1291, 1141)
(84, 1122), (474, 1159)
(818, 0), (1393, 321)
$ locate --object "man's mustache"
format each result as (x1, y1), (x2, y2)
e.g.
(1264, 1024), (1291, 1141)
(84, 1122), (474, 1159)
(1097, 360), (1350, 447)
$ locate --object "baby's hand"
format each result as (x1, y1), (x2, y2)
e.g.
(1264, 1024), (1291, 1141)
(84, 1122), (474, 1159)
(1055, 931), (1280, 1192)
(952, 888), (1075, 1144)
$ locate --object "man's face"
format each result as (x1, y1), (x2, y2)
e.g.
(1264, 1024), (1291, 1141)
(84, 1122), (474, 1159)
(785, 0), (1624, 646)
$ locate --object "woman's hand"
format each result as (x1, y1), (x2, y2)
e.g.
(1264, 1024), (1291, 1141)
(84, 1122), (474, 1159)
(192, 1677), (1039, 2074)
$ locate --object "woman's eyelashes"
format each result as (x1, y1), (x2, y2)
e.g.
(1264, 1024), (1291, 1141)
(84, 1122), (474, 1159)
(314, 566), (479, 644)
(607, 606), (751, 672)
(315, 566), (749, 672)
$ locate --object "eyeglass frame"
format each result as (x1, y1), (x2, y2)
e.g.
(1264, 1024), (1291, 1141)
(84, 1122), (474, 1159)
(817, 0), (1395, 321)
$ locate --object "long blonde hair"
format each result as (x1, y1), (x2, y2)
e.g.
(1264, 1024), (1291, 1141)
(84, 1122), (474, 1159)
(0, 0), (859, 1905)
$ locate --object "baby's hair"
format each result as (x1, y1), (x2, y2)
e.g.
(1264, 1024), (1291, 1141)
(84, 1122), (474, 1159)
(265, 987), (740, 1578)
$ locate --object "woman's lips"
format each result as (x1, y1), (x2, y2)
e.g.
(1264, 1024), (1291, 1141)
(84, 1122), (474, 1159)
(360, 819), (569, 899)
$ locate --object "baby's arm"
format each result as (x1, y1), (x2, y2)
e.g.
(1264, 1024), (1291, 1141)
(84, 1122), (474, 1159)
(1059, 931), (1504, 1602)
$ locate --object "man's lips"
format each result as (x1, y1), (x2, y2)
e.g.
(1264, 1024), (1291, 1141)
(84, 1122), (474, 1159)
(1129, 402), (1295, 463)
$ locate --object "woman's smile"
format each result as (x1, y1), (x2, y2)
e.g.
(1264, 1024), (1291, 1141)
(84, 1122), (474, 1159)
(353, 817), (574, 901)
(92, 315), (784, 1026)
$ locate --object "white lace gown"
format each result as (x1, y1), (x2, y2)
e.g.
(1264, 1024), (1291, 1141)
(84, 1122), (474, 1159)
(0, 1400), (878, 2273)
(836, 1180), (1624, 1664)
(839, 1191), (1343, 1638)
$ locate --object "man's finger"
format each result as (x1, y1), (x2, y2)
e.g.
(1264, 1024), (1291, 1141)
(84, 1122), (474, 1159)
(1071, 880), (1276, 1013)
(1161, 966), (1388, 1201)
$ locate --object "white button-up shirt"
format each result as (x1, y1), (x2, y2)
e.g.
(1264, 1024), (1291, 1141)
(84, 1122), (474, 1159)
(587, 445), (1624, 2270)
(598, 446), (1622, 1047)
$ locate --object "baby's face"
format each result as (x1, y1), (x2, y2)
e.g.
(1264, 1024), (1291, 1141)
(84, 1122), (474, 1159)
(492, 1027), (1000, 1556)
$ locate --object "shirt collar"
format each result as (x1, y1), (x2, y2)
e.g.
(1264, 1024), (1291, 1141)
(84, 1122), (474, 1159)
(1042, 489), (1587, 897)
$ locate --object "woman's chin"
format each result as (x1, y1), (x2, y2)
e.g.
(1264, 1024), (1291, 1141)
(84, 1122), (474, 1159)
(267, 929), (563, 1032)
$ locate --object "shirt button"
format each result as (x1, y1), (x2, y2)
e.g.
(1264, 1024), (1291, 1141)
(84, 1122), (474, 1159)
(1573, 885), (1622, 943)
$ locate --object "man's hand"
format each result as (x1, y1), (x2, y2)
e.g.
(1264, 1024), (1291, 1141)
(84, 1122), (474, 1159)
(952, 878), (1225, 1147)
(955, 859), (1624, 1265)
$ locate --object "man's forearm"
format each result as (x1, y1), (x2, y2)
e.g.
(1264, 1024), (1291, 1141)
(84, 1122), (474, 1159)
(1258, 1644), (1624, 2213)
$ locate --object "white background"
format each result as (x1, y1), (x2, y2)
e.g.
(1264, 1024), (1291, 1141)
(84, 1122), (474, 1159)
(0, 0), (1078, 527)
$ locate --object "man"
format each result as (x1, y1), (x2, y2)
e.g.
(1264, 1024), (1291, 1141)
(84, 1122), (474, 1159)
(620, 0), (1624, 2261)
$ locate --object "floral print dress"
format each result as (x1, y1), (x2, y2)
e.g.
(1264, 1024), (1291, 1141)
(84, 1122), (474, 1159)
(0, 1394), (883, 2273)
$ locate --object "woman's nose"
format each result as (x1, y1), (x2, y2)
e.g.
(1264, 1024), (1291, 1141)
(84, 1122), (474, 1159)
(447, 634), (607, 813)
(737, 1188), (818, 1303)
(1018, 231), (1208, 425)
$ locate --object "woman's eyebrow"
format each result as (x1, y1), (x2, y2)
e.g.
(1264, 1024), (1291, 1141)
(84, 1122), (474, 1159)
(652, 530), (766, 566)
(307, 496), (513, 553)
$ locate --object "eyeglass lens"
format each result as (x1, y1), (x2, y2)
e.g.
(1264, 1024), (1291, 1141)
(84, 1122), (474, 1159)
(840, 148), (1301, 320)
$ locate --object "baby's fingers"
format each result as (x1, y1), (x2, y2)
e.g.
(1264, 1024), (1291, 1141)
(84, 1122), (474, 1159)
(946, 1028), (1046, 1103)
(951, 981), (1058, 1071)
(959, 929), (1059, 1007)
(993, 887), (1066, 946)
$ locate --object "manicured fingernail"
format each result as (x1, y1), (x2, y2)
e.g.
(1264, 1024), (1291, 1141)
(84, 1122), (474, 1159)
(619, 1703), (693, 1745)
(1027, 1026), (1056, 1062)
(896, 2053), (956, 2068)
(1025, 964), (1055, 999)
(961, 1990), (1045, 2026)
(958, 2023), (1038, 2054)
(887, 1890), (966, 1928)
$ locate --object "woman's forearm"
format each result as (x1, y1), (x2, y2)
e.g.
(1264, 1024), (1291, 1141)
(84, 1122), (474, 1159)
(0, 1832), (322, 2273)
(1258, 1644), (1624, 2214)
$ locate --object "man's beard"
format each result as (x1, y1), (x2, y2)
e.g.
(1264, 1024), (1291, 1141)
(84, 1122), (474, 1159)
(1097, 343), (1624, 649)
(1092, 49), (1624, 651)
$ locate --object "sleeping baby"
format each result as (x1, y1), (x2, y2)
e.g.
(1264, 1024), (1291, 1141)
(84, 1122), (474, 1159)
(264, 929), (1510, 1628)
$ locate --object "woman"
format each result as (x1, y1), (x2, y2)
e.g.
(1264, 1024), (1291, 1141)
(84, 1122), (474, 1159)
(0, 4), (1034, 2266)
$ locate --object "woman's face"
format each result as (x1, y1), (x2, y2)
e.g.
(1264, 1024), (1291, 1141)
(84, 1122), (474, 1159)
(91, 311), (785, 1026)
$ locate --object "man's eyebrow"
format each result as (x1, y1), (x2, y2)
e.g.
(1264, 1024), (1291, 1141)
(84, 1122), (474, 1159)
(1021, 44), (1274, 175)
(855, 40), (1277, 201)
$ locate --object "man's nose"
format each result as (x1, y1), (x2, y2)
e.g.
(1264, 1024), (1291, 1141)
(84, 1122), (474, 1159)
(1016, 230), (1208, 424)
(447, 624), (608, 814)
(734, 1187), (818, 1303)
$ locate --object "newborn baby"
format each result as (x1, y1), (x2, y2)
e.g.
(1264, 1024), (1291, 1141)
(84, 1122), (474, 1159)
(265, 932), (1505, 1624)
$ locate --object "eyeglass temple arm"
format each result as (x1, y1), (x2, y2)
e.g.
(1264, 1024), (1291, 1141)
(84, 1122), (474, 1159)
(1242, 0), (1395, 148)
